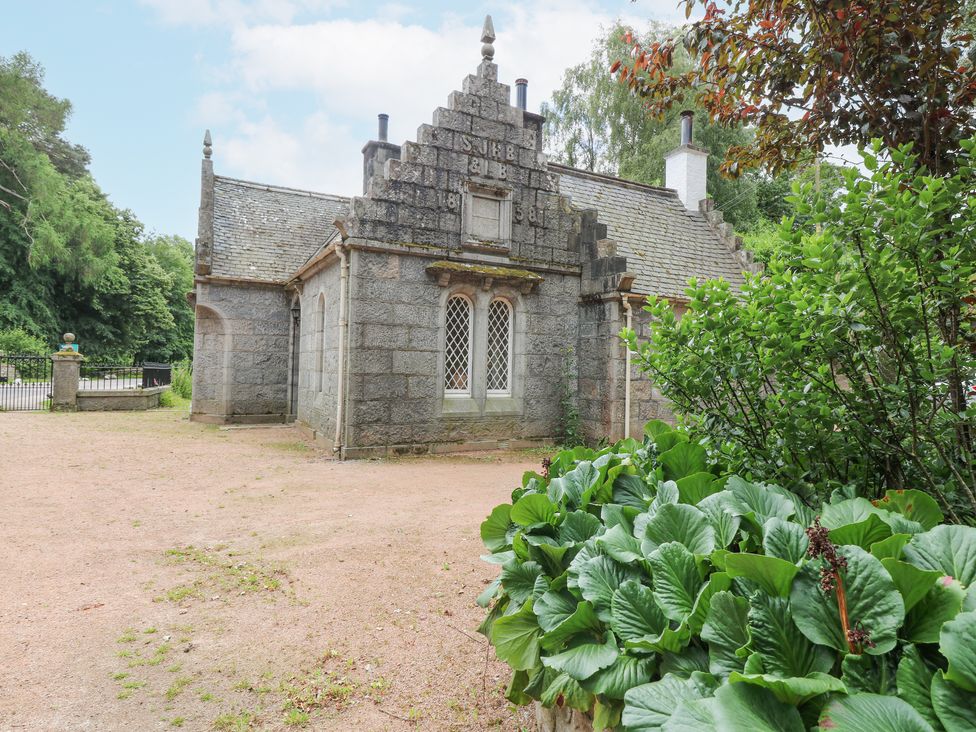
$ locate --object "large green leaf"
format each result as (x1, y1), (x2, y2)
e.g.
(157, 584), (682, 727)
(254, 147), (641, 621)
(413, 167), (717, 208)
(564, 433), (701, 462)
(711, 681), (804, 731)
(539, 672), (594, 712)
(613, 473), (651, 509)
(540, 600), (603, 652)
(841, 652), (897, 695)
(649, 542), (704, 622)
(541, 631), (618, 681)
(491, 599), (542, 670)
(897, 645), (940, 729)
(685, 572), (732, 635)
(931, 670), (976, 732)
(500, 560), (543, 606)
(941, 608), (976, 692)
(697, 492), (741, 549)
(481, 503), (512, 552)
(818, 693), (936, 732)
(662, 698), (717, 731)
(727, 475), (795, 530)
(828, 513), (893, 550)
(535, 590), (578, 632)
(643, 503), (716, 556)
(820, 497), (885, 527)
(790, 545), (905, 654)
(598, 523), (645, 564)
(577, 555), (638, 623)
(874, 489), (944, 530)
(659, 442), (707, 482)
(559, 510), (603, 545)
(701, 591), (750, 678)
(881, 558), (942, 612)
(511, 493), (556, 528)
(763, 518), (810, 564)
(659, 646), (709, 678)
(622, 673), (718, 732)
(902, 577), (966, 644)
(871, 533), (912, 561)
(610, 579), (668, 642)
(748, 593), (833, 677)
(548, 461), (601, 510)
(728, 671), (845, 706)
(505, 669), (531, 705)
(904, 525), (976, 589)
(675, 472), (720, 505)
(724, 553), (798, 598)
(582, 653), (655, 699)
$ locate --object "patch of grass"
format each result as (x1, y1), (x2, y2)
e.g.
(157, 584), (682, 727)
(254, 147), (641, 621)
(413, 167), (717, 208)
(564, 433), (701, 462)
(159, 389), (190, 410)
(111, 672), (128, 681)
(212, 711), (257, 731)
(144, 627), (157, 634)
(165, 676), (193, 700)
(163, 545), (287, 599)
(199, 692), (214, 702)
(267, 440), (311, 453)
(284, 708), (310, 726)
(117, 629), (137, 643)
(170, 718), (185, 728)
(167, 664), (182, 673)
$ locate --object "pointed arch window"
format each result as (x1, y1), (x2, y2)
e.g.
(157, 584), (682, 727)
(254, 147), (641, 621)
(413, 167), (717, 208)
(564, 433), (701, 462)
(486, 299), (513, 395)
(444, 295), (472, 396)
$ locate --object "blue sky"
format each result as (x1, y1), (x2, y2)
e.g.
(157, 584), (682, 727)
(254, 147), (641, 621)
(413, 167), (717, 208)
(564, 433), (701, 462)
(1, 1), (691, 241)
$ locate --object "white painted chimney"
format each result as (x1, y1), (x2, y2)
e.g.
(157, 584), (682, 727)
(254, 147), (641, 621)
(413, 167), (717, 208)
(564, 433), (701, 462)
(665, 111), (708, 211)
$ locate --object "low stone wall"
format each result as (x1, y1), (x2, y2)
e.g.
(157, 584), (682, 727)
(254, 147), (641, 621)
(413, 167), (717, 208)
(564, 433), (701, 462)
(76, 386), (168, 412)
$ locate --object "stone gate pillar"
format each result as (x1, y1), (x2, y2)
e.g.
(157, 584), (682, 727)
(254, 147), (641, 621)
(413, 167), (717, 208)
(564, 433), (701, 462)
(51, 333), (82, 412)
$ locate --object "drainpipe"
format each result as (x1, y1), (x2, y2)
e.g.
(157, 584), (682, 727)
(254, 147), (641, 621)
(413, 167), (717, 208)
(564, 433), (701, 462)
(333, 244), (350, 456)
(621, 296), (633, 440)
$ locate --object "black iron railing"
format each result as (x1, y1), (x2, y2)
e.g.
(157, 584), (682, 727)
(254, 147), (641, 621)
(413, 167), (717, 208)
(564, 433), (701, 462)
(0, 354), (53, 411)
(79, 363), (172, 390)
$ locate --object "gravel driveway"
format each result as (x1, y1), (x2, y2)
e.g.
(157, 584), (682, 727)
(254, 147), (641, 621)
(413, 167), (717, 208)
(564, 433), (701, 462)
(0, 410), (538, 731)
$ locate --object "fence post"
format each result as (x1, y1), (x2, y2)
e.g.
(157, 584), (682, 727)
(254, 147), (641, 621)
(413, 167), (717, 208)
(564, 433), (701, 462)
(51, 333), (82, 412)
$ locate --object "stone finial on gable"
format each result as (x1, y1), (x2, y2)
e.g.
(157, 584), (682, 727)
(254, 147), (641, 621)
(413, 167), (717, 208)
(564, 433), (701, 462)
(203, 129), (212, 160)
(481, 15), (495, 61)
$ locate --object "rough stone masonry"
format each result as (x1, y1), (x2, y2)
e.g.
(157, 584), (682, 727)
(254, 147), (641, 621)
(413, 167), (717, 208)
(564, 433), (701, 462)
(188, 15), (757, 458)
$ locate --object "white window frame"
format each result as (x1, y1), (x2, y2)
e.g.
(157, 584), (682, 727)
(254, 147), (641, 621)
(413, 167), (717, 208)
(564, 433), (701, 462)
(443, 294), (473, 398)
(486, 298), (513, 397)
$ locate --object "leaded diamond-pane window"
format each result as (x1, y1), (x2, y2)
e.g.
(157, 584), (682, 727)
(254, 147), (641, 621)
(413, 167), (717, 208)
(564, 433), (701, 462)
(444, 295), (472, 395)
(487, 299), (512, 395)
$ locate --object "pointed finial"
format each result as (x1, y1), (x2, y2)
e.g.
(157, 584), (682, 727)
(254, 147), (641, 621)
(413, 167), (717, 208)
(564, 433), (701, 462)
(481, 15), (495, 61)
(203, 129), (212, 159)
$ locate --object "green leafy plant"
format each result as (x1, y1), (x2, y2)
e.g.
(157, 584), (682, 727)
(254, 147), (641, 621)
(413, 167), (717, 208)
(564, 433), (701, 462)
(557, 346), (583, 448)
(625, 141), (976, 522)
(171, 359), (192, 400)
(479, 420), (976, 731)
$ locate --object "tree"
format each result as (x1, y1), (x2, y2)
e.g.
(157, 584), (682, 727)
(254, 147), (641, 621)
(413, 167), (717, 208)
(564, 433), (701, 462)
(614, 0), (976, 177)
(626, 141), (976, 522)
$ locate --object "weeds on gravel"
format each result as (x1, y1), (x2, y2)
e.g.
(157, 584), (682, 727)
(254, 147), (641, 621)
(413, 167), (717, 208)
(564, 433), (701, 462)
(160, 545), (288, 603)
(165, 676), (193, 700)
(212, 711), (257, 731)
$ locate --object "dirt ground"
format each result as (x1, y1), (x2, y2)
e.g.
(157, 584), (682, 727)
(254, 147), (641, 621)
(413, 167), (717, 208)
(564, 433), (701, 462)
(0, 410), (543, 732)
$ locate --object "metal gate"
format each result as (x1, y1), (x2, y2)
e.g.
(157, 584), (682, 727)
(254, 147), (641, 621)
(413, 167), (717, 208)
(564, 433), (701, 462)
(0, 354), (53, 411)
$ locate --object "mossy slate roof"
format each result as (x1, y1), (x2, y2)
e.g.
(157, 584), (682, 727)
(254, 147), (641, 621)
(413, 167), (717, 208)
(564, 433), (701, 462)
(211, 176), (349, 282)
(554, 165), (746, 299)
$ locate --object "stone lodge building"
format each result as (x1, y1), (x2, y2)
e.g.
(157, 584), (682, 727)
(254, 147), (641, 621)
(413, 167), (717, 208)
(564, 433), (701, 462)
(189, 17), (756, 458)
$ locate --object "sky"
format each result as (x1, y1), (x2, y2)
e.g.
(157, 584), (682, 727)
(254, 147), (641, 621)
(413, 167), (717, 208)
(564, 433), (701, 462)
(1, 0), (695, 241)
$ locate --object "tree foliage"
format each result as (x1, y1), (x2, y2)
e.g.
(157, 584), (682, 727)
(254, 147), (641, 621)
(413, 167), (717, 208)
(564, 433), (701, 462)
(626, 142), (976, 523)
(0, 52), (193, 361)
(614, 0), (976, 177)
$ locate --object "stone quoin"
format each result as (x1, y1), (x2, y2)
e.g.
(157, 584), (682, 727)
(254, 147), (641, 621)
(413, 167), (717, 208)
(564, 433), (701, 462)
(189, 15), (757, 458)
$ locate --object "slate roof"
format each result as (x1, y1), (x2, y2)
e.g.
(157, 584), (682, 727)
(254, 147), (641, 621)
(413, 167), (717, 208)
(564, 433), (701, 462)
(211, 176), (349, 282)
(553, 165), (746, 299)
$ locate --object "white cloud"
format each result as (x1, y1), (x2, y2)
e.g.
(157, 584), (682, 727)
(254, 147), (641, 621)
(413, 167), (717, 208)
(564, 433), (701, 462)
(171, 0), (687, 194)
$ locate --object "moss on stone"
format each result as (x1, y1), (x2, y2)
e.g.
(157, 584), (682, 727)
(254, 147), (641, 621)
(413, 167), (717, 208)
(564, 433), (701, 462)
(426, 260), (543, 281)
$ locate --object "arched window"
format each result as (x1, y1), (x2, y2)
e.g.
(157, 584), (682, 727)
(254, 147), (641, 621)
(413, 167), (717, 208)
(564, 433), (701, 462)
(444, 295), (472, 396)
(486, 299), (513, 395)
(315, 294), (326, 392)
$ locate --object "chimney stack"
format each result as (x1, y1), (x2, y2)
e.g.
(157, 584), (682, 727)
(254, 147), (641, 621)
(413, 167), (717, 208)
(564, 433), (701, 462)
(361, 113), (401, 194)
(665, 111), (708, 211)
(515, 79), (527, 111)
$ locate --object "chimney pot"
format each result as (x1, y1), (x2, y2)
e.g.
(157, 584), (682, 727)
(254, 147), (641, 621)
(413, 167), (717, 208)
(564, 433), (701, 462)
(680, 110), (693, 146)
(377, 113), (389, 142)
(515, 79), (528, 111)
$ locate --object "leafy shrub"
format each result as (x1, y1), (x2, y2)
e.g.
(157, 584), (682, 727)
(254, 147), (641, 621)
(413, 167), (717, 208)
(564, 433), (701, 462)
(479, 420), (976, 731)
(170, 360), (192, 400)
(625, 142), (976, 523)
(0, 328), (48, 355)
